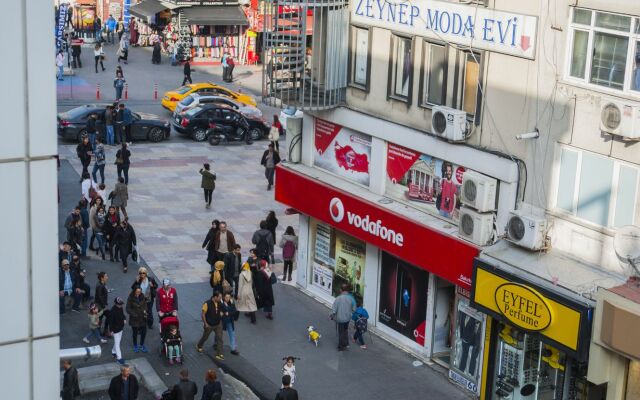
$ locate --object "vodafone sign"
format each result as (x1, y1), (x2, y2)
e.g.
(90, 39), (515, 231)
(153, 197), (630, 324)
(275, 166), (479, 289)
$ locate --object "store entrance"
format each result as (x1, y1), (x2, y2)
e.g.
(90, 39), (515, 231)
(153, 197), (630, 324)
(432, 278), (455, 365)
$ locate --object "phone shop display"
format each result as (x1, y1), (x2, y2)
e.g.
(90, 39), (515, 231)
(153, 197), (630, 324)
(449, 299), (485, 393)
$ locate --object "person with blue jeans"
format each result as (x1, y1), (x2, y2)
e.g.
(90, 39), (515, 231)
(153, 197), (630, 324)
(105, 105), (115, 145)
(56, 49), (65, 80)
(59, 259), (82, 314)
(106, 15), (116, 44)
(86, 113), (98, 149)
(114, 73), (126, 102)
(222, 292), (239, 355)
(92, 137), (106, 184)
(79, 198), (90, 257)
(331, 284), (356, 351)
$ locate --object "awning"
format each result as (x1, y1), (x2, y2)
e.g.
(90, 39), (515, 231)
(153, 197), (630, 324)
(181, 6), (249, 26)
(130, 0), (168, 19)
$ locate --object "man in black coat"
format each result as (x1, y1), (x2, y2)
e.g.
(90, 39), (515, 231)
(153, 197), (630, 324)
(114, 219), (136, 273)
(224, 244), (242, 298)
(76, 135), (93, 177)
(170, 369), (198, 400)
(61, 359), (80, 400)
(108, 365), (139, 400)
(275, 375), (298, 400)
(59, 259), (83, 313)
(260, 143), (281, 190)
(182, 61), (192, 85)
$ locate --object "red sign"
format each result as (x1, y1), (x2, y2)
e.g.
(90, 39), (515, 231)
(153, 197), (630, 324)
(314, 119), (342, 154)
(275, 166), (479, 289)
(386, 143), (421, 183)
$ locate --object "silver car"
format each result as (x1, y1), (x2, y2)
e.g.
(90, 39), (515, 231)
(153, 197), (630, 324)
(174, 93), (263, 120)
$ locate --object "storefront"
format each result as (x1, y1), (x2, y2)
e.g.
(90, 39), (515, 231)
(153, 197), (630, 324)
(470, 258), (595, 400)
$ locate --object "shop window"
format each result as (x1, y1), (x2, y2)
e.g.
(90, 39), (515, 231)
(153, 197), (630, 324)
(349, 26), (371, 90)
(567, 8), (640, 95)
(419, 41), (447, 107)
(388, 35), (413, 102)
(450, 298), (485, 393)
(555, 147), (639, 228)
(454, 50), (483, 123)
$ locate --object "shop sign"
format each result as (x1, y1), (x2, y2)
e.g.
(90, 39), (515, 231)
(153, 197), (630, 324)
(56, 3), (68, 50)
(494, 283), (552, 331)
(275, 166), (479, 289)
(449, 370), (477, 393)
(351, 0), (538, 59)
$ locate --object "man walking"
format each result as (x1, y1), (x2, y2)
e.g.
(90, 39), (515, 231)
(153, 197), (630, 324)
(260, 143), (281, 190)
(92, 136), (106, 184)
(331, 284), (356, 351)
(252, 221), (274, 262)
(76, 134), (93, 178)
(116, 103), (133, 143)
(61, 359), (80, 400)
(170, 369), (198, 400)
(106, 15), (117, 44)
(196, 292), (225, 360)
(214, 221), (237, 262)
(183, 60), (192, 85)
(224, 244), (242, 297)
(275, 375), (298, 400)
(86, 113), (98, 149)
(71, 35), (83, 68)
(108, 365), (139, 400)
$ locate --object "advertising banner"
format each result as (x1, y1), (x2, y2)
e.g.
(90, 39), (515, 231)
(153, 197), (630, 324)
(123, 0), (131, 30)
(314, 118), (371, 186)
(386, 143), (467, 222)
(450, 298), (485, 394)
(311, 262), (334, 295)
(56, 3), (68, 49)
(333, 230), (366, 299)
(378, 252), (429, 343)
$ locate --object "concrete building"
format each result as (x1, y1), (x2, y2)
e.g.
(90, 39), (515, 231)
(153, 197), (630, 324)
(265, 0), (640, 398)
(0, 0), (60, 398)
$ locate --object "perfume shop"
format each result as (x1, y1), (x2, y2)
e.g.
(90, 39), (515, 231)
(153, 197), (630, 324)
(470, 259), (595, 400)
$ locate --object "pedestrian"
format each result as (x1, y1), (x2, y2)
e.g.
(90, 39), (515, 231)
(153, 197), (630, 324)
(116, 65), (124, 78)
(269, 115), (282, 152)
(132, 266), (158, 329)
(129, 18), (139, 46)
(116, 104), (133, 143)
(255, 260), (275, 320)
(275, 375), (298, 400)
(202, 219), (220, 271)
(97, 183), (108, 202)
(222, 292), (239, 355)
(94, 42), (106, 73)
(279, 226), (298, 282)
(112, 177), (128, 218)
(170, 369), (198, 400)
(56, 49), (65, 81)
(156, 278), (178, 319)
(108, 365), (139, 400)
(126, 285), (148, 353)
(114, 72), (126, 101)
(69, 255), (91, 302)
(78, 198), (91, 257)
(221, 52), (228, 81)
(64, 210), (81, 253)
(87, 112), (100, 154)
(260, 143), (281, 190)
(92, 136), (106, 184)
(81, 171), (97, 204)
(59, 241), (75, 265)
(115, 142), (131, 184)
(352, 305), (369, 349)
(103, 206), (121, 262)
(95, 271), (111, 336)
(252, 220), (274, 262)
(331, 284), (356, 351)
(82, 303), (108, 344)
(71, 35), (82, 68)
(116, 18), (125, 41)
(105, 105), (115, 145)
(113, 219), (136, 273)
(213, 221), (237, 263)
(226, 56), (235, 82)
(92, 205), (107, 259)
(196, 292), (225, 360)
(199, 163), (216, 209)
(183, 60), (192, 85)
(95, 16), (103, 43)
(61, 359), (80, 400)
(59, 259), (82, 314)
(76, 135), (93, 178)
(109, 297), (127, 364)
(106, 15), (116, 44)
(210, 261), (225, 295)
(265, 210), (279, 248)
(117, 35), (129, 64)
(152, 41), (162, 64)
(281, 357), (296, 387)
(201, 369), (223, 400)
(223, 244), (242, 298)
(163, 324), (183, 365)
(236, 262), (257, 324)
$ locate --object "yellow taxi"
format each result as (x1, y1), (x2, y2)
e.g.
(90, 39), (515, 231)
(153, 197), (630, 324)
(161, 83), (257, 111)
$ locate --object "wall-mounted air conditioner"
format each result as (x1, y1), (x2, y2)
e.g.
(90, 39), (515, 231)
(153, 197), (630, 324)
(461, 170), (497, 213)
(431, 106), (468, 141)
(458, 206), (494, 246)
(600, 100), (640, 140)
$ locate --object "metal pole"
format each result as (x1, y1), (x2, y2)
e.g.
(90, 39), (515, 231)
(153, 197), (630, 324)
(59, 346), (102, 362)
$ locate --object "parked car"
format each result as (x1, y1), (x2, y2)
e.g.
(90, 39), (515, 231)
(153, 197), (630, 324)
(57, 104), (170, 142)
(161, 82), (257, 111)
(172, 104), (269, 142)
(174, 93), (263, 119)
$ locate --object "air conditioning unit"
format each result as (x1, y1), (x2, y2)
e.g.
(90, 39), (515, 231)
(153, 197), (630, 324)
(458, 207), (494, 246)
(600, 100), (640, 140)
(505, 209), (548, 250)
(461, 170), (497, 212)
(431, 106), (469, 141)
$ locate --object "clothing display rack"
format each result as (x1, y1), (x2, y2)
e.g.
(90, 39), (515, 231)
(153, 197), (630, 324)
(189, 25), (241, 62)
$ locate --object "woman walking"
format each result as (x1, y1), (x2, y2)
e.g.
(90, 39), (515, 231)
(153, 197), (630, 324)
(117, 35), (129, 64)
(202, 220), (220, 271)
(126, 285), (148, 353)
(255, 260), (275, 320)
(93, 205), (108, 260)
(115, 142), (131, 184)
(236, 263), (258, 324)
(95, 272), (111, 337)
(112, 177), (128, 218)
(114, 219), (136, 273)
(279, 226), (298, 282)
(132, 267), (157, 329)
(201, 369), (223, 400)
(103, 206), (120, 262)
(269, 115), (283, 152)
(94, 43), (106, 73)
(92, 136), (106, 184)
(114, 71), (126, 101)
(152, 41), (161, 64)
(265, 210), (279, 245)
(199, 163), (216, 209)
(88, 196), (104, 250)
(109, 297), (127, 364)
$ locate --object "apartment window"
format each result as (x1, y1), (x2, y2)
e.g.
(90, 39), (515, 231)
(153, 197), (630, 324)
(555, 147), (639, 228)
(388, 35), (413, 102)
(452, 50), (482, 122)
(349, 26), (370, 90)
(568, 9), (640, 94)
(419, 41), (447, 107)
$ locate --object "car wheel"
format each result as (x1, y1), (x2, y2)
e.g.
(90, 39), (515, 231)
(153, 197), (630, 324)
(208, 136), (221, 146)
(192, 128), (207, 142)
(77, 129), (87, 142)
(248, 127), (262, 141)
(148, 127), (164, 143)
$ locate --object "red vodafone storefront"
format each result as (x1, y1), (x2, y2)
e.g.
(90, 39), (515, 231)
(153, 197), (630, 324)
(275, 165), (482, 363)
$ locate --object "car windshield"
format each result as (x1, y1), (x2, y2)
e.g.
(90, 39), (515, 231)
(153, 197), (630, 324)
(180, 96), (195, 106)
(176, 86), (192, 95)
(185, 108), (201, 117)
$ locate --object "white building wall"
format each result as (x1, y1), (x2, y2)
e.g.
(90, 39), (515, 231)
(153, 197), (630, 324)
(0, 0), (59, 398)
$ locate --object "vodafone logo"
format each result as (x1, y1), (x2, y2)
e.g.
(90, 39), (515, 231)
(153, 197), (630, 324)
(329, 198), (344, 223)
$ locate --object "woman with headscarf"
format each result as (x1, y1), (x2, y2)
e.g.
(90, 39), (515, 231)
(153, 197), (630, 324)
(210, 261), (225, 295)
(236, 263), (257, 324)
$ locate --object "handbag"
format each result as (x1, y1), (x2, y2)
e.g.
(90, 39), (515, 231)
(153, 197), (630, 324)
(222, 279), (232, 294)
(268, 126), (279, 141)
(114, 157), (124, 165)
(270, 272), (277, 285)
(132, 245), (138, 262)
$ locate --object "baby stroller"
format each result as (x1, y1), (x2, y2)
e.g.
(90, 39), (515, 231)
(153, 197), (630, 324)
(159, 315), (183, 365)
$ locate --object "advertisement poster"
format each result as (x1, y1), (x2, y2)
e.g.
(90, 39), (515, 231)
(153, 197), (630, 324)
(123, 0), (131, 29)
(314, 118), (371, 186)
(312, 262), (334, 295)
(56, 3), (68, 49)
(378, 252), (429, 343)
(450, 298), (484, 394)
(333, 230), (366, 300)
(386, 143), (467, 222)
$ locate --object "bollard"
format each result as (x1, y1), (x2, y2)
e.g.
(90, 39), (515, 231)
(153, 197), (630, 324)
(153, 83), (158, 100)
(96, 83), (100, 100)
(124, 83), (128, 100)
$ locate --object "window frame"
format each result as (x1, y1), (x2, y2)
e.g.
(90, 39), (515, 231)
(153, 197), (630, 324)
(418, 39), (449, 108)
(552, 145), (640, 229)
(452, 49), (484, 125)
(348, 25), (372, 92)
(566, 8), (640, 96)
(387, 33), (415, 104)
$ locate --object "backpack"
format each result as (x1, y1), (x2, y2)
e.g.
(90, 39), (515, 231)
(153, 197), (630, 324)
(256, 233), (270, 258)
(282, 240), (295, 260)
(355, 316), (368, 332)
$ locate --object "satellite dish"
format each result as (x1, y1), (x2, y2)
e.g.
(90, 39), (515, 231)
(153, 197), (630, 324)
(613, 225), (640, 276)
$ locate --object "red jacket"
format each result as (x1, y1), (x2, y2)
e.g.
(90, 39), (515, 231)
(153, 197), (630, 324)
(156, 287), (178, 313)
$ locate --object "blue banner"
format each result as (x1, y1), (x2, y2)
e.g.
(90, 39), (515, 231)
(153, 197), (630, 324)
(56, 3), (68, 49)
(123, 0), (131, 31)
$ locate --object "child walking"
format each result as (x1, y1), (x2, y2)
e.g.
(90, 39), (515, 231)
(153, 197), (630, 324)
(282, 356), (296, 387)
(83, 303), (108, 344)
(163, 324), (182, 365)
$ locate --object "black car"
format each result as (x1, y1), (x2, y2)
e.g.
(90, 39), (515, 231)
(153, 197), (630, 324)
(172, 104), (269, 142)
(58, 104), (171, 142)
